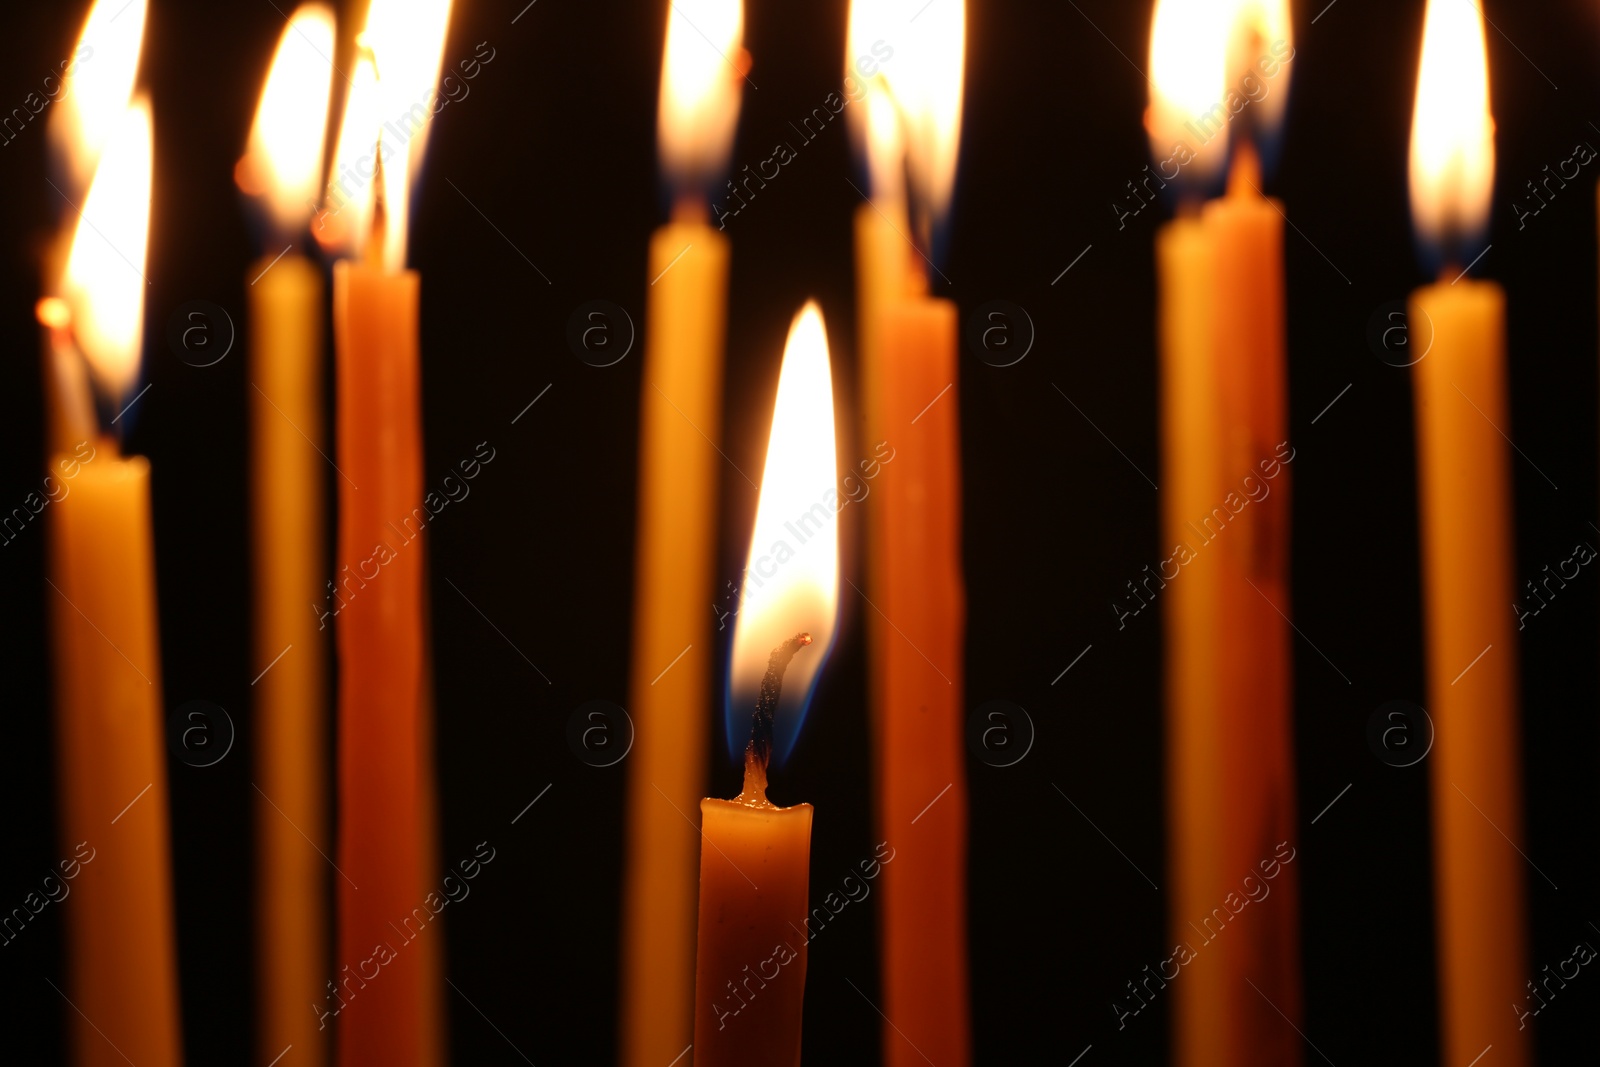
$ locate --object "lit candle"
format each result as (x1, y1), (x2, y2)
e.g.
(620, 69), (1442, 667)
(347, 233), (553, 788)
(848, 3), (971, 1063)
(1147, 1), (1304, 1060)
(323, 3), (453, 1065)
(621, 4), (745, 1064)
(43, 89), (183, 1066)
(1407, 3), (1530, 1063)
(697, 302), (839, 1066)
(236, 7), (337, 1065)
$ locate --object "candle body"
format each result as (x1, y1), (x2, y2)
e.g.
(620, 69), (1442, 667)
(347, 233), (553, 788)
(874, 297), (970, 1067)
(692, 796), (812, 1065)
(49, 452), (184, 1067)
(1157, 214), (1231, 1062)
(854, 201), (914, 765)
(251, 254), (329, 1067)
(1202, 190), (1303, 1063)
(621, 223), (729, 1067)
(333, 261), (426, 1067)
(1410, 279), (1530, 1067)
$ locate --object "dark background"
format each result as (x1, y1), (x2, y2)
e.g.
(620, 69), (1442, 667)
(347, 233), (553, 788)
(2, 0), (1598, 1062)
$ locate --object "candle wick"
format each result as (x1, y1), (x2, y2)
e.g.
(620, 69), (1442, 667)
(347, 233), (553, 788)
(745, 632), (813, 785)
(366, 141), (388, 269)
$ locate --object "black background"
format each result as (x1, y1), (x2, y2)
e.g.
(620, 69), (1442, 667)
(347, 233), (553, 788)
(2, 0), (1598, 1063)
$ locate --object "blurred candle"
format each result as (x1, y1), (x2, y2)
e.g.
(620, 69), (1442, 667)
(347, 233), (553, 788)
(1407, 3), (1530, 1063)
(236, 8), (336, 1065)
(324, 4), (453, 1064)
(698, 303), (840, 1066)
(1147, 0), (1304, 1060)
(848, 3), (971, 1063)
(620, 5), (744, 1064)
(44, 95), (184, 1067)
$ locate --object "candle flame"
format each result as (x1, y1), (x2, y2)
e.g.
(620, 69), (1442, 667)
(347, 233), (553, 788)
(1227, 0), (1292, 145)
(658, 0), (745, 201)
(63, 97), (152, 405)
(1147, 0), (1232, 188)
(849, 0), (964, 227)
(1408, 0), (1494, 262)
(239, 3), (336, 236)
(49, 0), (148, 192)
(727, 302), (840, 766)
(323, 0), (453, 270)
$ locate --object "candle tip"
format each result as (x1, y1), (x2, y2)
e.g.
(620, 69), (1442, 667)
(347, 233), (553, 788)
(747, 633), (813, 775)
(365, 139), (388, 269)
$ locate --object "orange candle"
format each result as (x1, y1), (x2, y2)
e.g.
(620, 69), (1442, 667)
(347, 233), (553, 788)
(847, 3), (970, 1063)
(693, 640), (814, 1065)
(322, 5), (453, 1061)
(332, 214), (426, 1067)
(621, 5), (744, 1064)
(46, 95), (184, 1067)
(1146, 1), (1303, 1060)
(700, 303), (840, 1066)
(1408, 4), (1530, 1063)
(238, 9), (337, 1065)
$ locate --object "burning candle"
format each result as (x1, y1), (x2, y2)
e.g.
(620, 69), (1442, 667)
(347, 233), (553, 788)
(236, 7), (337, 1065)
(43, 88), (183, 1066)
(323, 3), (453, 1064)
(847, 3), (971, 1063)
(620, 4), (745, 1064)
(1147, 1), (1303, 1061)
(696, 302), (839, 1067)
(1407, 3), (1530, 1063)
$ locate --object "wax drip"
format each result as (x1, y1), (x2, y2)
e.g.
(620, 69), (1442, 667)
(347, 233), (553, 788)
(740, 632), (812, 801)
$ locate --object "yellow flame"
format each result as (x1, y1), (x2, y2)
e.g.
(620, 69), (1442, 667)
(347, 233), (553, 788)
(1227, 0), (1292, 139)
(1147, 0), (1231, 184)
(63, 98), (152, 403)
(861, 80), (905, 205)
(320, 55), (381, 256)
(1408, 0), (1494, 248)
(241, 4), (336, 234)
(850, 0), (963, 223)
(49, 0), (148, 191)
(730, 302), (840, 735)
(324, 0), (452, 270)
(658, 0), (744, 196)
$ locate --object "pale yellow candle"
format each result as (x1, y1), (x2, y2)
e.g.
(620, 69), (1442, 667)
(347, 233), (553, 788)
(48, 96), (183, 1067)
(1409, 3), (1530, 1063)
(1154, 208), (1231, 1062)
(621, 4), (745, 1063)
(238, 9), (337, 1064)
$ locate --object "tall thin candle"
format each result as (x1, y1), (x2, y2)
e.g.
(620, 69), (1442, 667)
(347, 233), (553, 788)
(848, 3), (971, 1062)
(238, 9), (337, 1064)
(1408, 3), (1530, 1063)
(46, 95), (183, 1067)
(325, 3), (453, 1062)
(621, 5), (745, 1063)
